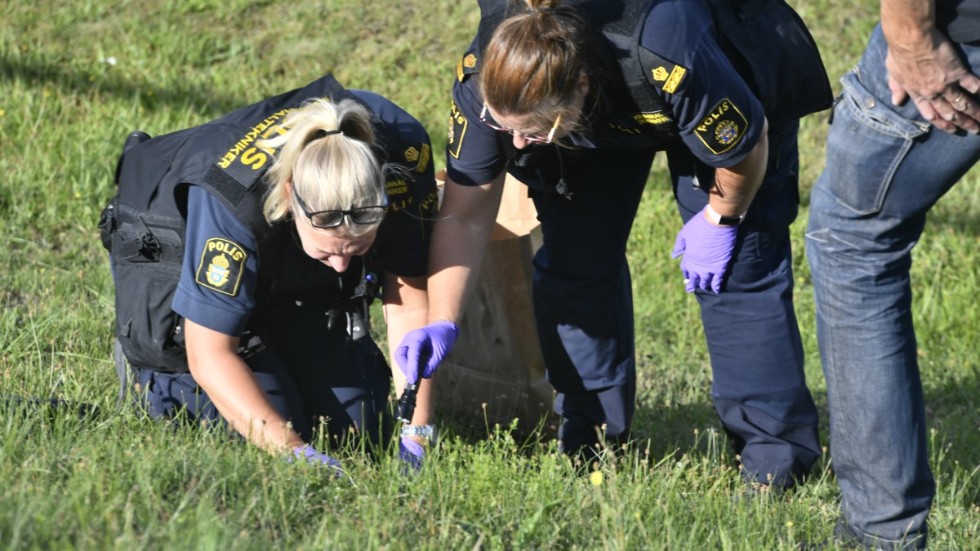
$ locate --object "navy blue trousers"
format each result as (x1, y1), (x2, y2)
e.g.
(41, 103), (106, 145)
(132, 305), (392, 450)
(529, 122), (820, 486)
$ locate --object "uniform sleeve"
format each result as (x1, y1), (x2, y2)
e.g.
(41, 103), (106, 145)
(352, 90), (439, 277)
(445, 75), (509, 187)
(641, 1), (765, 168)
(172, 185), (259, 336)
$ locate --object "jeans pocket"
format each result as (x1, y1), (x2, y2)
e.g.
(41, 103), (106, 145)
(825, 71), (929, 215)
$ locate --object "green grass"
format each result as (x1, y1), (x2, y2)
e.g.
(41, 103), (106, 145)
(1, 1), (978, 549)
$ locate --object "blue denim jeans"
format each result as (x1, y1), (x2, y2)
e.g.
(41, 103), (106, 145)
(806, 24), (980, 549)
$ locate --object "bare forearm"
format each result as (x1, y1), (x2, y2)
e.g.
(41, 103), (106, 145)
(427, 175), (505, 323)
(409, 378), (436, 427)
(185, 322), (303, 452)
(709, 124), (769, 217)
(192, 355), (303, 451)
(881, 0), (934, 43)
(382, 273), (432, 423)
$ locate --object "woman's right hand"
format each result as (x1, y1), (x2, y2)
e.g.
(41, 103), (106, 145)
(394, 320), (460, 384)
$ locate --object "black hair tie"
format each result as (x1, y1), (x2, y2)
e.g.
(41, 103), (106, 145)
(306, 128), (344, 146)
(313, 128), (343, 139)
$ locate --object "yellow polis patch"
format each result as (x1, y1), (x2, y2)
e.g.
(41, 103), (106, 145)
(195, 238), (247, 296)
(448, 100), (468, 159)
(694, 99), (748, 155)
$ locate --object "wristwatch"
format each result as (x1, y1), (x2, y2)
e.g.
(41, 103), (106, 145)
(400, 424), (438, 444)
(705, 204), (746, 226)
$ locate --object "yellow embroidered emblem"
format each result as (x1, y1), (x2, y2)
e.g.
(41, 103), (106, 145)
(448, 100), (468, 159)
(196, 237), (247, 296)
(404, 144), (431, 174)
(694, 99), (748, 155)
(416, 143), (431, 173)
(404, 146), (419, 163)
(663, 66), (687, 94)
(386, 178), (409, 196)
(206, 254), (230, 287)
(457, 53), (478, 82)
(652, 67), (669, 82)
(634, 112), (671, 125)
(715, 120), (739, 146)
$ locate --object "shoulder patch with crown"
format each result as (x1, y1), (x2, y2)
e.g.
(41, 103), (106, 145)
(639, 46), (689, 95)
(456, 51), (479, 82)
(195, 237), (247, 296)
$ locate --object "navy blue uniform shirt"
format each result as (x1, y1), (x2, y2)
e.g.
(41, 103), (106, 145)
(173, 90), (437, 336)
(446, 0), (765, 187)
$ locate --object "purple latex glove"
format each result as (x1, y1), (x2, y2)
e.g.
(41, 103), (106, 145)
(395, 320), (459, 385)
(399, 436), (425, 472)
(291, 444), (344, 475)
(671, 206), (738, 293)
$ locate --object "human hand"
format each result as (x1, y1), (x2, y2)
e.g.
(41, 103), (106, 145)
(885, 27), (980, 133)
(394, 320), (459, 385)
(399, 436), (425, 472)
(671, 207), (738, 293)
(291, 444), (344, 474)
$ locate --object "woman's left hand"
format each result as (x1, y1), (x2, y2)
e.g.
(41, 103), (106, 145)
(399, 437), (425, 471)
(671, 207), (738, 293)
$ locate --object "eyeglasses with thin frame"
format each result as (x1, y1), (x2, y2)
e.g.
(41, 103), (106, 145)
(291, 184), (387, 229)
(479, 103), (562, 144)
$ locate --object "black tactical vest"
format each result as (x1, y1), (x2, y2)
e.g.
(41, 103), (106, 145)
(99, 74), (380, 373)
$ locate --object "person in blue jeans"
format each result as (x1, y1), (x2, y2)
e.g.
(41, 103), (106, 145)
(806, 0), (980, 548)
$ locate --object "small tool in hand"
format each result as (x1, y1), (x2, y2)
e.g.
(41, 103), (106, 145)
(395, 382), (418, 424)
(395, 349), (429, 424)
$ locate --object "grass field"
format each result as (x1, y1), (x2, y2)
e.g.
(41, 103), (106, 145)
(1, 1), (978, 549)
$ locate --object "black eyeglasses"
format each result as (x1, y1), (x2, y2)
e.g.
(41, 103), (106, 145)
(291, 185), (387, 229)
(479, 103), (562, 144)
